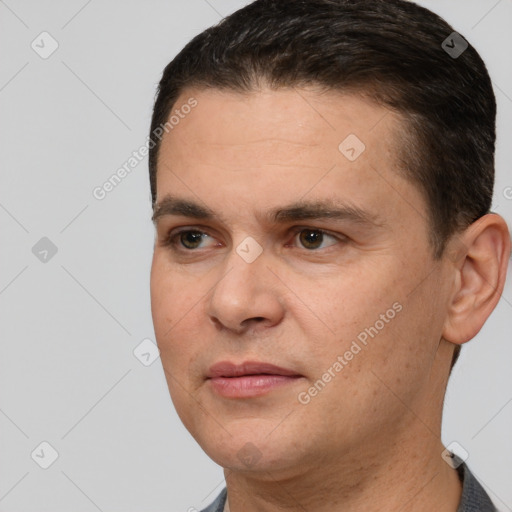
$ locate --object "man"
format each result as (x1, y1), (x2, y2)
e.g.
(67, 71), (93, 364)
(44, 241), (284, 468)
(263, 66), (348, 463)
(148, 1), (510, 510)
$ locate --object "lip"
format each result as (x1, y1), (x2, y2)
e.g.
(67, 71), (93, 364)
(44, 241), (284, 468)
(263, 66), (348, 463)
(207, 360), (301, 379)
(206, 361), (303, 398)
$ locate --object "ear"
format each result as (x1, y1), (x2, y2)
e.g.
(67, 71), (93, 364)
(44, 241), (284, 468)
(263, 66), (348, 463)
(442, 213), (511, 345)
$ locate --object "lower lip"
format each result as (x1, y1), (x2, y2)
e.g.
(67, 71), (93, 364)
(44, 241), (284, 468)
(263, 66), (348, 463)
(208, 375), (302, 398)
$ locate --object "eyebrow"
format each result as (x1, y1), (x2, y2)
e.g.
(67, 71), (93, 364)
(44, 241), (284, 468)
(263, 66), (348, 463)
(151, 195), (384, 228)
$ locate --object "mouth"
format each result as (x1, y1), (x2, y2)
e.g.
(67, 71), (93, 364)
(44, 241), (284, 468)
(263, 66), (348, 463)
(206, 360), (303, 398)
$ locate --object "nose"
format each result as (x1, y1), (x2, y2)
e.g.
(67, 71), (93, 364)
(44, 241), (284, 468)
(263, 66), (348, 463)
(206, 241), (285, 335)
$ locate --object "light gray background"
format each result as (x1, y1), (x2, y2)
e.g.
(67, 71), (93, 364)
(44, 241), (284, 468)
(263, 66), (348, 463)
(0, 1), (511, 511)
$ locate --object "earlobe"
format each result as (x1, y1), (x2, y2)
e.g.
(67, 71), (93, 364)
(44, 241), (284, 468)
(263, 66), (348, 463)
(442, 214), (511, 345)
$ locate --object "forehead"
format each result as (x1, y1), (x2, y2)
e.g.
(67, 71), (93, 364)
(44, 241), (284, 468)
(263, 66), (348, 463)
(158, 87), (402, 168)
(154, 87), (425, 232)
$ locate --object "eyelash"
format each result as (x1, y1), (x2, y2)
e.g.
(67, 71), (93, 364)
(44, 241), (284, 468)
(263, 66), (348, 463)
(162, 227), (345, 252)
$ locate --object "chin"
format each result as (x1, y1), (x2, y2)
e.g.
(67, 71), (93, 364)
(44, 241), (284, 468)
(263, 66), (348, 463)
(208, 448), (293, 476)
(196, 426), (303, 476)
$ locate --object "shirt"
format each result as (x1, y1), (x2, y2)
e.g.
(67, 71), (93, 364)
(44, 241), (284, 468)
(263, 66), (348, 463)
(199, 463), (497, 512)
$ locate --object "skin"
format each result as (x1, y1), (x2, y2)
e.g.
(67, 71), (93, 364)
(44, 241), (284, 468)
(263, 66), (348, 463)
(150, 86), (510, 512)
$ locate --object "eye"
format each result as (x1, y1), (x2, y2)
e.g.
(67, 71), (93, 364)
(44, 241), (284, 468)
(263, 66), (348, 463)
(292, 228), (341, 250)
(165, 229), (216, 250)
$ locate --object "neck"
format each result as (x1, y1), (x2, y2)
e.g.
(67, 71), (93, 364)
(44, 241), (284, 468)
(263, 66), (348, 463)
(223, 410), (462, 512)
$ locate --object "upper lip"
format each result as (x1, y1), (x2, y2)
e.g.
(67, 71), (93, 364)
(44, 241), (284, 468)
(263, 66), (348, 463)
(206, 361), (301, 378)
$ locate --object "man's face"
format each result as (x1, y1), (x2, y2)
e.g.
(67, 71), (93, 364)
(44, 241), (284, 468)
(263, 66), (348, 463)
(150, 87), (454, 475)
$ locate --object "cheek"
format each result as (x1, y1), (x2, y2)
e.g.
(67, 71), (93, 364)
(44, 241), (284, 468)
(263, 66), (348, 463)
(150, 258), (196, 359)
(308, 263), (403, 343)
(150, 262), (203, 423)
(298, 262), (422, 390)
